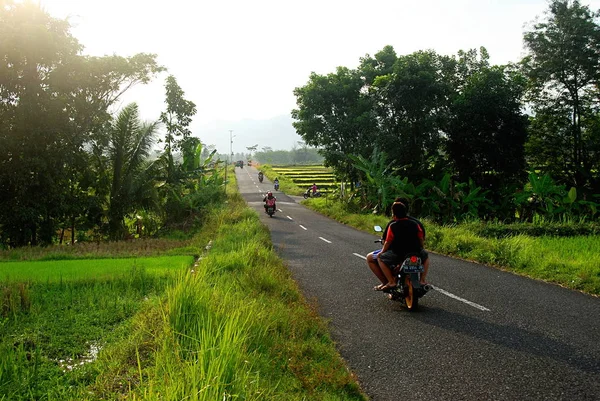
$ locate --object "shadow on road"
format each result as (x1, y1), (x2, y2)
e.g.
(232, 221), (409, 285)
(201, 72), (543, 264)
(413, 306), (600, 374)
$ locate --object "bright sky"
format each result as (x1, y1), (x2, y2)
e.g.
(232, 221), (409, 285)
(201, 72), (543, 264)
(39, 0), (600, 150)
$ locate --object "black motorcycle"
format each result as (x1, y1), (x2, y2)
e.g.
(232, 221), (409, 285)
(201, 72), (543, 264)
(258, 173), (264, 183)
(373, 226), (431, 311)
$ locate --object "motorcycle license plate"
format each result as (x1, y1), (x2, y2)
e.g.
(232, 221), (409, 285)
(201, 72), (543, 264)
(402, 264), (424, 273)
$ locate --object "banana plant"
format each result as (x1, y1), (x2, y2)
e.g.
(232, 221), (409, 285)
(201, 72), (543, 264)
(515, 172), (566, 221)
(348, 147), (408, 213)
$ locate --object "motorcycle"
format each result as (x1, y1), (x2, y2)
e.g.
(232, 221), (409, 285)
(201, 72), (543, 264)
(274, 182), (279, 191)
(303, 188), (322, 199)
(265, 198), (277, 217)
(258, 173), (264, 183)
(372, 226), (431, 311)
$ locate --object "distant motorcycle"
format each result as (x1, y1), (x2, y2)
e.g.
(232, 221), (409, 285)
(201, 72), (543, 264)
(303, 188), (322, 199)
(258, 173), (264, 183)
(372, 226), (431, 311)
(274, 182), (279, 191)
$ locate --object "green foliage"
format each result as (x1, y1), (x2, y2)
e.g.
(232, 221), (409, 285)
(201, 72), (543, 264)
(523, 0), (600, 194)
(463, 220), (600, 238)
(292, 66), (377, 183)
(447, 63), (528, 195)
(349, 147), (408, 212)
(515, 172), (599, 221)
(0, 1), (164, 248)
(102, 103), (160, 240)
(159, 75), (197, 186)
(0, 194), (366, 399)
(370, 50), (454, 181)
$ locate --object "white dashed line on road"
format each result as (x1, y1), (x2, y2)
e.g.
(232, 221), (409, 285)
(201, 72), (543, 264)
(299, 225), (307, 230)
(353, 253), (366, 260)
(433, 287), (491, 311)
(287, 216), (293, 220)
(319, 237), (332, 244)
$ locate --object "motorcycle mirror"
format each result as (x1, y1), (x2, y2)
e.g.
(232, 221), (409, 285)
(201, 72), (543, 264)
(374, 225), (382, 232)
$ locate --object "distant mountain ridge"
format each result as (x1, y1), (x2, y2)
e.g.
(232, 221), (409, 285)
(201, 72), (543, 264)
(192, 114), (303, 153)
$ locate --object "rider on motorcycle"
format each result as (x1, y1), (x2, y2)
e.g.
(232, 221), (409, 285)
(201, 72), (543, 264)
(258, 171), (264, 182)
(369, 202), (424, 291)
(273, 178), (279, 190)
(263, 191), (277, 212)
(395, 197), (430, 284)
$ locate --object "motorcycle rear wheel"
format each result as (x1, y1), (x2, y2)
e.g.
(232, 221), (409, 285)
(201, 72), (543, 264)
(403, 275), (419, 311)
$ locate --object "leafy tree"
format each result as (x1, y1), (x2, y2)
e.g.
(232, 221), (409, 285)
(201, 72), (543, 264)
(292, 66), (377, 183)
(447, 65), (529, 204)
(523, 0), (600, 193)
(159, 75), (197, 184)
(358, 45), (398, 88)
(0, 1), (163, 247)
(370, 50), (454, 181)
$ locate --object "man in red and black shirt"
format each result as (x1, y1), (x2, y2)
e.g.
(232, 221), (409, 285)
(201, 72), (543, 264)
(376, 202), (424, 291)
(396, 197), (430, 284)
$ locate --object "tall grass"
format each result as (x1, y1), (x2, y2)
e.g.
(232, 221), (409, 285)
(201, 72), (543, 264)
(129, 194), (365, 400)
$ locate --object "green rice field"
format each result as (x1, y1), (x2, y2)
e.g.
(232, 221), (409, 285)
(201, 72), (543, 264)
(0, 256), (193, 282)
(262, 165), (345, 195)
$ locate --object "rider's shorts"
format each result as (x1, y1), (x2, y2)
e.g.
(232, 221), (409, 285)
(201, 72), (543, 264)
(379, 249), (428, 265)
(378, 250), (403, 266)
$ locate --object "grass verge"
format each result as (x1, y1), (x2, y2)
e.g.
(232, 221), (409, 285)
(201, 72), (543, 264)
(302, 198), (600, 295)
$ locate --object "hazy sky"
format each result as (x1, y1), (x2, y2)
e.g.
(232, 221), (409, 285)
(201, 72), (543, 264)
(39, 0), (600, 151)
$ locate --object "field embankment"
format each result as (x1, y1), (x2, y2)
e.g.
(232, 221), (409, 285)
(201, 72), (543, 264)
(259, 164), (340, 195)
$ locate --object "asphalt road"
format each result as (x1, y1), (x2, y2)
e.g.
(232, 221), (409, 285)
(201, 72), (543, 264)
(236, 166), (600, 401)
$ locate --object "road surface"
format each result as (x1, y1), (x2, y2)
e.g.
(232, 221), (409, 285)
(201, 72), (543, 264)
(236, 166), (600, 401)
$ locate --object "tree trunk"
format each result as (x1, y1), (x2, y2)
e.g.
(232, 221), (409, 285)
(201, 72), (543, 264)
(71, 215), (75, 245)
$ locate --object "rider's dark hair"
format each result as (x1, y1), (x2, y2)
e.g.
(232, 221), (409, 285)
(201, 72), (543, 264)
(391, 202), (407, 218)
(394, 197), (410, 213)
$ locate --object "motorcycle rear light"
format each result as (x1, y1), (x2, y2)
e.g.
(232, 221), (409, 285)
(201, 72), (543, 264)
(410, 256), (418, 263)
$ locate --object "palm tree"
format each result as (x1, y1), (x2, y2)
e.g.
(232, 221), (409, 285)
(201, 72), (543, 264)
(106, 103), (159, 240)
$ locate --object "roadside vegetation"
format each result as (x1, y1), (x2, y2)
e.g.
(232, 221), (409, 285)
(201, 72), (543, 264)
(0, 173), (366, 400)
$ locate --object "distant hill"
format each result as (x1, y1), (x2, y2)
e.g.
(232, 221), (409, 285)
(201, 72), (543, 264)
(192, 114), (303, 154)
